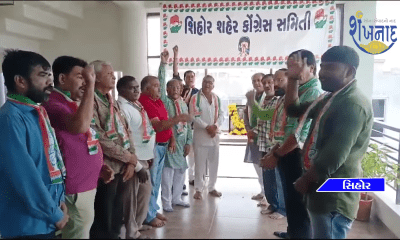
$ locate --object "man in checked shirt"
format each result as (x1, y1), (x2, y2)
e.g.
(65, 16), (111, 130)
(251, 72), (287, 220)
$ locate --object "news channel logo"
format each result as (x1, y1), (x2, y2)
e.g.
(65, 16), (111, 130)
(349, 10), (397, 55)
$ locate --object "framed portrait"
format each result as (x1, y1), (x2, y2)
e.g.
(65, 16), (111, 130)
(229, 104), (246, 133)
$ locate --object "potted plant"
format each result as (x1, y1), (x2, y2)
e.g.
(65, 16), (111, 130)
(357, 143), (399, 221)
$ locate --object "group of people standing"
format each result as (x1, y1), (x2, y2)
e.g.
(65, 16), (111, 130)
(243, 46), (373, 239)
(0, 45), (223, 239)
(0, 44), (373, 240)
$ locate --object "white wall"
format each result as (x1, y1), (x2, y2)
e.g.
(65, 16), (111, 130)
(0, 2), (41, 65)
(0, 34), (40, 53)
(40, 1), (123, 71)
(0, 1), (123, 71)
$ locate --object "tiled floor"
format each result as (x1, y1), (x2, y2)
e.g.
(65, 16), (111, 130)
(137, 177), (397, 239)
(132, 145), (397, 239)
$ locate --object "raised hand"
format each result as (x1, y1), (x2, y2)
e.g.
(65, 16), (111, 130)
(183, 88), (192, 104)
(82, 64), (96, 85)
(173, 45), (178, 56)
(161, 50), (169, 64)
(287, 51), (308, 80)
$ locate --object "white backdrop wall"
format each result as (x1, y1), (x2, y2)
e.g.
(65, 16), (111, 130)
(40, 2), (123, 71)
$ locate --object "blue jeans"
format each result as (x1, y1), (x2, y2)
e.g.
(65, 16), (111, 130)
(308, 210), (353, 239)
(263, 168), (286, 216)
(145, 144), (167, 223)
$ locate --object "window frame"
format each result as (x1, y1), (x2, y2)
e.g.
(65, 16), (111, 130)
(147, 12), (161, 76)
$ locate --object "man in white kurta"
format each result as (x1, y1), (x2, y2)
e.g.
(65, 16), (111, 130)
(117, 76), (155, 239)
(189, 75), (223, 200)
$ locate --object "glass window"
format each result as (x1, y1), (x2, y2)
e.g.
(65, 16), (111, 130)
(372, 99), (386, 119)
(147, 15), (161, 57)
(148, 58), (160, 76)
(207, 67), (280, 131)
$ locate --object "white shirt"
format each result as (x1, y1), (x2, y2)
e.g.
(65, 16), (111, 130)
(118, 96), (155, 172)
(189, 91), (224, 147)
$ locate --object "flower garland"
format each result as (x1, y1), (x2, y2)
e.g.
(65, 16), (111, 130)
(228, 103), (247, 135)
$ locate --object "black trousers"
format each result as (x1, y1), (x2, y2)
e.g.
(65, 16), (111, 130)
(90, 173), (129, 239)
(277, 148), (311, 239)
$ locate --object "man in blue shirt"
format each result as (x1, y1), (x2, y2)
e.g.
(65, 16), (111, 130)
(0, 50), (69, 239)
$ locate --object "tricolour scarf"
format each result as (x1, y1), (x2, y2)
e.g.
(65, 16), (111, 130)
(8, 94), (66, 184)
(190, 90), (221, 125)
(128, 100), (155, 143)
(173, 98), (185, 135)
(295, 79), (356, 170)
(269, 96), (287, 141)
(97, 91), (130, 149)
(53, 89), (100, 155)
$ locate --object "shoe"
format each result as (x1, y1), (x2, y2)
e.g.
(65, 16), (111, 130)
(181, 190), (188, 196)
(173, 201), (190, 207)
(183, 184), (186, 190)
(189, 180), (194, 186)
(273, 231), (288, 239)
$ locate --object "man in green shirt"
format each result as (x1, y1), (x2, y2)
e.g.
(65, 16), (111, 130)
(158, 47), (193, 212)
(287, 46), (373, 239)
(263, 50), (323, 239)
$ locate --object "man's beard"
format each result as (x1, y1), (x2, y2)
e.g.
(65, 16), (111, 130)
(26, 80), (52, 103)
(275, 88), (286, 96)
